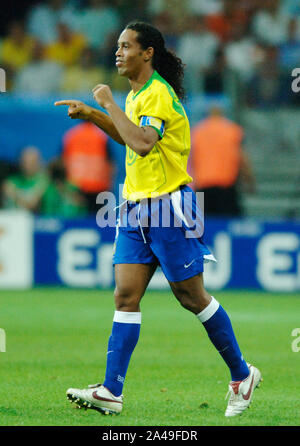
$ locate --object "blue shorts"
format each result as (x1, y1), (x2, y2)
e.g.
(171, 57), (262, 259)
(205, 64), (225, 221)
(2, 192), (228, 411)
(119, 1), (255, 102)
(113, 185), (216, 282)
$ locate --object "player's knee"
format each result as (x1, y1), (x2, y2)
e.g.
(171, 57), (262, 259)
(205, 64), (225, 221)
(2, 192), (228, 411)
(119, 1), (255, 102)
(114, 285), (135, 301)
(174, 287), (209, 314)
(114, 286), (141, 311)
(179, 297), (201, 314)
(174, 290), (196, 313)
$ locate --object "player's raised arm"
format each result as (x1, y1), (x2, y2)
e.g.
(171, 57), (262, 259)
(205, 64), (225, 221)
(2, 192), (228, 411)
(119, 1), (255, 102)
(54, 99), (125, 145)
(92, 84), (159, 157)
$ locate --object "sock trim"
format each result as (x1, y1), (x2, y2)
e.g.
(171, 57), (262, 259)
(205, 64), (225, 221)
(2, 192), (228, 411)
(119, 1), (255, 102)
(113, 311), (141, 324)
(196, 296), (220, 323)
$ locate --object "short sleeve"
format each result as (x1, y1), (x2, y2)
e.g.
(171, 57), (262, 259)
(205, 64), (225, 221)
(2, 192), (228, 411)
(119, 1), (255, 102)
(138, 86), (170, 139)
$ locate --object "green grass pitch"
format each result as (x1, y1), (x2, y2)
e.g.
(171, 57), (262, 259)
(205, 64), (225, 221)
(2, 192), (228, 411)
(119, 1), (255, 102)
(0, 288), (299, 426)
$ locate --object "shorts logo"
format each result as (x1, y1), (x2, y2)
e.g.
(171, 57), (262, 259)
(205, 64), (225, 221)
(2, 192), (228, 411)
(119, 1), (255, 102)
(184, 259), (196, 269)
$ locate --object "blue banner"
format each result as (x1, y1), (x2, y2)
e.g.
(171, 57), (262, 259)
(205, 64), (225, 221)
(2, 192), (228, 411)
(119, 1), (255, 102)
(34, 217), (300, 291)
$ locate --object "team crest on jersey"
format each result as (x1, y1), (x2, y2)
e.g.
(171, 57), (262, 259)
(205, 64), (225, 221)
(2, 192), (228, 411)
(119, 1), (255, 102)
(127, 147), (138, 165)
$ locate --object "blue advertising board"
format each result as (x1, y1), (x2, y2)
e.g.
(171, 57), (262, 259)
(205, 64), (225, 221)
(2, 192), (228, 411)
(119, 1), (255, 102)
(34, 216), (300, 292)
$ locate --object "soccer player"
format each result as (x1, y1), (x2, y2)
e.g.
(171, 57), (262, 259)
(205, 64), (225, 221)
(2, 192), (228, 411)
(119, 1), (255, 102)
(55, 21), (262, 417)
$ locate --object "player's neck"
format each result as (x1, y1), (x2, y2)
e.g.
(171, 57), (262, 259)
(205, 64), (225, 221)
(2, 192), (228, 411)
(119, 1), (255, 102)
(129, 68), (155, 94)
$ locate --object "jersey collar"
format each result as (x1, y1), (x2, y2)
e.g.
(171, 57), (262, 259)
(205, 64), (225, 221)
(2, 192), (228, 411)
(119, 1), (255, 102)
(132, 70), (158, 100)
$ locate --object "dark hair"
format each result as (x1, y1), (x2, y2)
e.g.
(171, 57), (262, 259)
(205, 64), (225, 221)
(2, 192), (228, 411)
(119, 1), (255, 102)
(126, 21), (186, 101)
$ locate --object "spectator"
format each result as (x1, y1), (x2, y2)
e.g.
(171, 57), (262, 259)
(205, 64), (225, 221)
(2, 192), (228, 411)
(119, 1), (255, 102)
(77, 0), (120, 51)
(114, 0), (150, 24)
(203, 47), (227, 94)
(228, 0), (260, 17)
(62, 122), (113, 214)
(279, 18), (300, 71)
(0, 160), (17, 208)
(252, 0), (289, 46)
(147, 0), (186, 24)
(0, 21), (35, 72)
(27, 0), (80, 44)
(2, 146), (48, 213)
(280, 0), (300, 17)
(152, 11), (179, 52)
(146, 0), (166, 16)
(60, 47), (107, 93)
(45, 22), (86, 66)
(187, 0), (223, 16)
(205, 0), (248, 42)
(191, 105), (255, 217)
(225, 23), (260, 81)
(177, 15), (219, 92)
(41, 157), (88, 217)
(14, 41), (64, 94)
(247, 45), (290, 108)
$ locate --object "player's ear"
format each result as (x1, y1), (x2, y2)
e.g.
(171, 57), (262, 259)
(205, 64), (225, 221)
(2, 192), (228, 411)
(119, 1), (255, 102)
(144, 46), (154, 62)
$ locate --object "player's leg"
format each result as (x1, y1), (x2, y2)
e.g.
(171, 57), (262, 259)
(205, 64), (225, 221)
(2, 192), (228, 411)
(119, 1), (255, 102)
(100, 200), (158, 403)
(150, 185), (249, 381)
(103, 263), (157, 397)
(149, 185), (261, 416)
(66, 262), (157, 414)
(113, 263), (157, 311)
(169, 273), (262, 416)
(169, 273), (250, 381)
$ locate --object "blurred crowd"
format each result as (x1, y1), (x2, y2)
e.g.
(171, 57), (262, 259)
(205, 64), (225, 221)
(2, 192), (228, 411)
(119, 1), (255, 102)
(0, 104), (254, 218)
(0, 119), (114, 217)
(0, 0), (300, 104)
(0, 0), (299, 218)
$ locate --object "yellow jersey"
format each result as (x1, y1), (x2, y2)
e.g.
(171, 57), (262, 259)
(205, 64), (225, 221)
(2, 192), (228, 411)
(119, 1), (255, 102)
(123, 70), (192, 201)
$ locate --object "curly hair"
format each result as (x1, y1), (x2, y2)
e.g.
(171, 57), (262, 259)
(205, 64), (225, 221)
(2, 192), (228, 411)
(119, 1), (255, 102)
(126, 21), (186, 101)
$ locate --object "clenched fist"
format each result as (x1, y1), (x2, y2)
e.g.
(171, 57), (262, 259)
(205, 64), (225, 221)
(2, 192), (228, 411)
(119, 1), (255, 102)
(54, 100), (92, 120)
(92, 84), (114, 109)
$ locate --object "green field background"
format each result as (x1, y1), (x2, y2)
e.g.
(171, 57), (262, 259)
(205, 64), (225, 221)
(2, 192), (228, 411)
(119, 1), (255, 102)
(0, 289), (299, 426)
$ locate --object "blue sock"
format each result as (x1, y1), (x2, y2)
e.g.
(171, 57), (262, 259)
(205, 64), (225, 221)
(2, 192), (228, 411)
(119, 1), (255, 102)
(103, 311), (141, 397)
(197, 297), (249, 381)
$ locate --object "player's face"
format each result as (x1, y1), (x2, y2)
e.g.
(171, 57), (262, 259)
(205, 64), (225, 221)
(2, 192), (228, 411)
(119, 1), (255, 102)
(115, 29), (149, 78)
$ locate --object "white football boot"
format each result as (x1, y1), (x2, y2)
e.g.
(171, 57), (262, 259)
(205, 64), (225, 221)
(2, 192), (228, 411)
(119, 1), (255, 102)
(66, 383), (123, 415)
(225, 363), (262, 417)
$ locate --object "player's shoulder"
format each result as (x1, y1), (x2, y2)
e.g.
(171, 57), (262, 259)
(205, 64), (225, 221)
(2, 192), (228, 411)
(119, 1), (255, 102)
(150, 71), (177, 101)
(149, 71), (186, 118)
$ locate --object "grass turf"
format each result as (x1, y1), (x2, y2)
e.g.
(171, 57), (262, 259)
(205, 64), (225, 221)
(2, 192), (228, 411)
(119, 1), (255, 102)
(0, 288), (299, 426)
